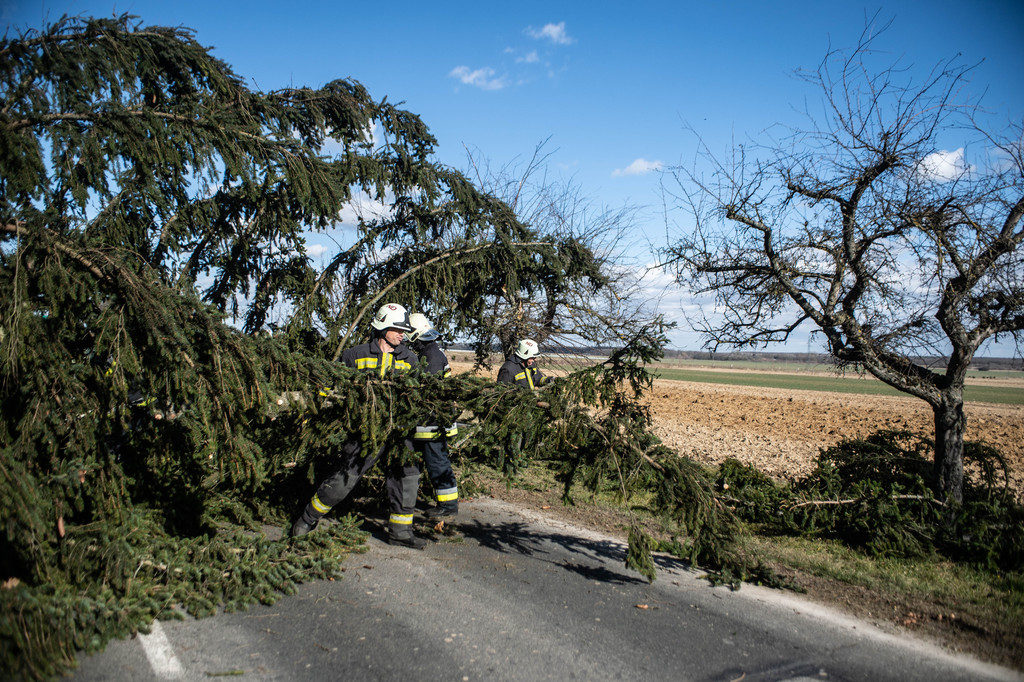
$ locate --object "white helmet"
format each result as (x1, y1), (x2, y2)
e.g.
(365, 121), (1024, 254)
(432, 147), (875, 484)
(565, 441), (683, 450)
(514, 339), (540, 361)
(370, 303), (413, 332)
(408, 313), (440, 343)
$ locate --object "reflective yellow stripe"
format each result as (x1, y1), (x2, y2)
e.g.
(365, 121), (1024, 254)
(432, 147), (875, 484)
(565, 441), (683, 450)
(514, 369), (535, 389)
(354, 355), (411, 375)
(412, 424), (458, 440)
(311, 495), (332, 514)
(436, 488), (458, 503)
(355, 358), (379, 370)
(389, 513), (414, 525)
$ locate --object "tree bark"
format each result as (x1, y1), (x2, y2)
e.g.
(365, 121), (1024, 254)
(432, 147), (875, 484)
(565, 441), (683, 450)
(933, 394), (965, 504)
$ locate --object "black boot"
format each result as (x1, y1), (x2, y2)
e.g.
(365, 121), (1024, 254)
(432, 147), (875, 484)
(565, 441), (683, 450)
(291, 505), (323, 537)
(291, 517), (318, 537)
(425, 504), (458, 519)
(388, 533), (427, 549)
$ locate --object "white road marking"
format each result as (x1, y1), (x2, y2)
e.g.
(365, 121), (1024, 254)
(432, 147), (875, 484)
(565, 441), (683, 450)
(139, 620), (184, 678)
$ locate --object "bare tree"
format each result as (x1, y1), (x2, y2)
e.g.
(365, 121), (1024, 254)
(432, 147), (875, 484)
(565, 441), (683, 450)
(661, 29), (1024, 503)
(462, 140), (662, 363)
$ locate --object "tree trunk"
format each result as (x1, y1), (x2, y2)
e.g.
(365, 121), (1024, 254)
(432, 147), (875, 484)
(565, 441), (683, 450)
(932, 394), (965, 504)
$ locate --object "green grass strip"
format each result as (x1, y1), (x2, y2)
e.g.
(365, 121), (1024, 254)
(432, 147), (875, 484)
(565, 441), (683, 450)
(650, 367), (1024, 405)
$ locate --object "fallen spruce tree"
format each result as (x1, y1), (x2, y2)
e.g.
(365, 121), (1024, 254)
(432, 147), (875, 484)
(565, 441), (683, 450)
(0, 290), (768, 680)
(0, 15), (749, 678)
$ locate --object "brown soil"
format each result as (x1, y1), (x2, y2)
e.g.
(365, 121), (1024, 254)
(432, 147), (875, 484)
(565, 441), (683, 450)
(643, 377), (1024, 497)
(452, 361), (1024, 671)
(454, 359), (1024, 495)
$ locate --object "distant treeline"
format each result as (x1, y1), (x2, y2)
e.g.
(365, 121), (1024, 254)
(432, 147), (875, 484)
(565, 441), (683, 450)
(447, 344), (1022, 371)
(658, 349), (1023, 371)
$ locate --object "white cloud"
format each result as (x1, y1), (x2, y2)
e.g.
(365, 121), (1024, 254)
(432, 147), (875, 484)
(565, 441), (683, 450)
(526, 22), (574, 45)
(449, 65), (507, 90)
(612, 158), (664, 177)
(918, 148), (967, 181)
(341, 189), (394, 224)
(517, 50), (540, 64)
(306, 244), (330, 258)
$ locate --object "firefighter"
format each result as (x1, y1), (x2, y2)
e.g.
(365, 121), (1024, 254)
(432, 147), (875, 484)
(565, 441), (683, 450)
(497, 339), (548, 389)
(290, 303), (426, 549)
(406, 313), (459, 519)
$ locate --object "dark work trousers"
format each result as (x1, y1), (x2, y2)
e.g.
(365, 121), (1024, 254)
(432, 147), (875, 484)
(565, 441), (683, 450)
(416, 439), (459, 510)
(298, 438), (421, 539)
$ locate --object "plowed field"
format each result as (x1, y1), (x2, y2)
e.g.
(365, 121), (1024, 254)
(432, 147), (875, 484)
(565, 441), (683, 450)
(643, 375), (1024, 497)
(455, 358), (1024, 496)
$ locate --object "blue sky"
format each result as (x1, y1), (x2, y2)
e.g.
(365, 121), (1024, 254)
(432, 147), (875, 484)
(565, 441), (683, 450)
(4, 1), (1023, 356)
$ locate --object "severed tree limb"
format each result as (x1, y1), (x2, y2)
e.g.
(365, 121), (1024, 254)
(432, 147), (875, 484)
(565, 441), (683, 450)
(3, 222), (107, 280)
(787, 494), (946, 509)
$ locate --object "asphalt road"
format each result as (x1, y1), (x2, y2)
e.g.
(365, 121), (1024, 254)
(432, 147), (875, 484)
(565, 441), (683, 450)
(70, 497), (1021, 682)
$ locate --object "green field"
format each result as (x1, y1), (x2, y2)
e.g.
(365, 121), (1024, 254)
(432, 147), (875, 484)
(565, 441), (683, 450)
(650, 365), (1024, 405)
(662, 357), (1024, 380)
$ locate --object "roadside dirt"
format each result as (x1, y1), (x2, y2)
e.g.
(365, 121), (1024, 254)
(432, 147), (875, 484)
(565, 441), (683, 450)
(451, 360), (1024, 671)
(639, 375), (1024, 672)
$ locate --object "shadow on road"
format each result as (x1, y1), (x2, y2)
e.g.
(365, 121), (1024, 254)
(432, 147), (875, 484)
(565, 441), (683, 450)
(451, 515), (693, 584)
(332, 491), (695, 586)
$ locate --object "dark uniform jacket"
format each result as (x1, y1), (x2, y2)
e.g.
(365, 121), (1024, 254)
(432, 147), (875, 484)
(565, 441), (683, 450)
(497, 358), (546, 389)
(341, 338), (417, 376)
(415, 340), (451, 377)
(411, 340), (457, 440)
